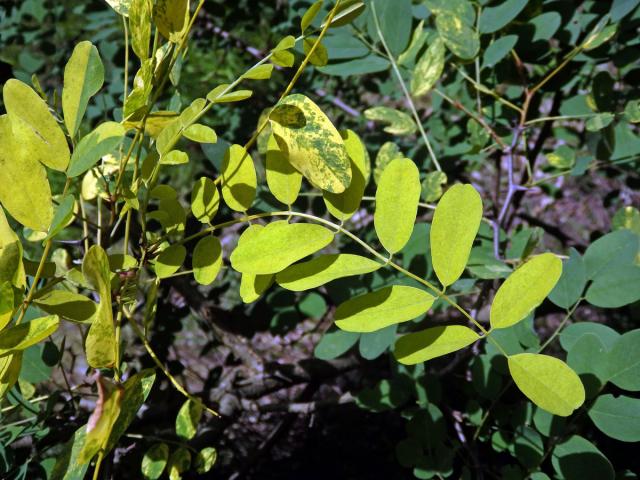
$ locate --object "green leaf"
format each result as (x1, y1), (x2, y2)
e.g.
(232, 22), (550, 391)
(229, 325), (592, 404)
(142, 443), (169, 480)
(411, 37), (445, 97)
(183, 124), (217, 143)
(479, 0), (528, 34)
(436, 13), (480, 59)
(370, 0), (412, 57)
(154, 244), (186, 279)
(104, 0), (130, 16)
(481, 35), (517, 69)
(130, 0), (152, 59)
(548, 248), (586, 309)
(364, 107), (416, 136)
(491, 253), (562, 330)
(508, 353), (585, 416)
(161, 150), (189, 165)
(276, 254), (381, 291)
(359, 325), (397, 360)
(612, 206), (640, 234)
(269, 94), (351, 193)
(394, 325), (480, 365)
(567, 333), (609, 397)
(334, 285), (435, 333)
(326, 0), (366, 28)
(242, 63), (274, 80)
(301, 0), (323, 33)
(303, 37), (329, 67)
(153, 0), (189, 43)
(323, 130), (369, 221)
(585, 112), (614, 131)
(265, 134), (302, 206)
(611, 0), (640, 21)
(430, 184), (483, 287)
(50, 426), (89, 480)
(190, 177), (220, 224)
(0, 206), (26, 288)
(206, 85), (253, 103)
(192, 236), (222, 285)
(606, 329), (640, 391)
(588, 394), (640, 442)
(318, 55), (390, 76)
(46, 194), (75, 240)
(195, 447), (217, 474)
(271, 35), (296, 68)
(0, 282), (13, 330)
(585, 265), (640, 308)
(67, 122), (126, 177)
(374, 158), (421, 254)
(167, 447), (191, 480)
(62, 41), (105, 139)
(421, 171), (447, 202)
(176, 398), (202, 440)
(221, 144), (257, 212)
(374, 141), (403, 183)
(314, 328), (360, 360)
(83, 245), (116, 369)
(230, 221), (335, 275)
(34, 290), (97, 323)
(551, 435), (614, 480)
(546, 144), (576, 169)
(0, 352), (22, 399)
(560, 322), (620, 352)
(3, 79), (70, 171)
(583, 23), (617, 51)
(0, 315), (60, 356)
(240, 272), (274, 303)
(624, 99), (640, 123)
(583, 229), (639, 279)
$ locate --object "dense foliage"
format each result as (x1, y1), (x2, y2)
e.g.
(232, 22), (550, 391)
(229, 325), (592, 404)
(1, 0), (639, 479)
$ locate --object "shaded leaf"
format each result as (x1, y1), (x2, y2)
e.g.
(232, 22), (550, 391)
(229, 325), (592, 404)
(142, 443), (169, 480)
(176, 399), (202, 440)
(411, 37), (445, 97)
(192, 236), (222, 285)
(221, 144), (257, 212)
(265, 134), (302, 206)
(588, 394), (640, 442)
(0, 315), (60, 356)
(190, 177), (220, 224)
(364, 107), (416, 135)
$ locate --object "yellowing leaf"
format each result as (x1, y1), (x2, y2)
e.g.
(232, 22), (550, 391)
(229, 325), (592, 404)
(270, 94), (351, 193)
(221, 144), (257, 212)
(3, 79), (70, 171)
(0, 116), (52, 232)
(130, 0), (152, 59)
(411, 37), (445, 97)
(374, 158), (421, 254)
(34, 289), (97, 323)
(0, 206), (26, 288)
(105, 0), (130, 16)
(195, 447), (217, 474)
(364, 107), (416, 136)
(490, 253), (562, 330)
(192, 236), (222, 285)
(154, 244), (187, 279)
(230, 221), (335, 275)
(191, 177), (220, 224)
(265, 135), (302, 206)
(0, 352), (22, 400)
(154, 0), (190, 43)
(62, 41), (105, 139)
(276, 253), (382, 291)
(83, 245), (116, 369)
(0, 315), (60, 356)
(436, 13), (480, 59)
(183, 124), (217, 143)
(508, 353), (585, 416)
(394, 325), (480, 364)
(324, 129), (369, 221)
(67, 122), (126, 177)
(176, 399), (202, 440)
(206, 85), (253, 103)
(373, 141), (403, 183)
(430, 184), (483, 287)
(242, 63), (274, 80)
(335, 285), (435, 333)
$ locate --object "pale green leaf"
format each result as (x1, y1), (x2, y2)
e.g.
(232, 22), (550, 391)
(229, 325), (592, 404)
(190, 177), (220, 224)
(430, 184), (483, 286)
(241, 63), (274, 80)
(176, 398), (202, 440)
(183, 124), (217, 143)
(265, 134), (302, 206)
(0, 315), (60, 356)
(394, 325), (480, 364)
(490, 253), (562, 330)
(67, 122), (126, 177)
(335, 285), (435, 333)
(301, 0), (324, 33)
(195, 447), (217, 474)
(62, 41), (105, 139)
(508, 353), (585, 416)
(154, 0), (189, 43)
(3, 79), (70, 171)
(276, 254), (382, 291)
(104, 0), (130, 16)
(206, 85), (253, 103)
(583, 229), (638, 279)
(192, 236), (222, 285)
(221, 144), (257, 212)
(269, 94), (351, 193)
(364, 107), (416, 136)
(230, 221), (335, 275)
(411, 37), (445, 97)
(142, 443), (169, 480)
(154, 244), (186, 279)
(161, 150), (189, 165)
(374, 158), (421, 254)
(240, 272), (274, 303)
(612, 206), (640, 234)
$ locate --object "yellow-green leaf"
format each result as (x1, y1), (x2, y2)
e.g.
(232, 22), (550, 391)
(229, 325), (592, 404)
(154, 244), (186, 279)
(411, 37), (445, 97)
(364, 107), (416, 136)
(176, 399), (202, 440)
(301, 0), (324, 33)
(323, 129), (369, 221)
(206, 85), (253, 103)
(67, 122), (126, 177)
(83, 245), (116, 369)
(430, 184), (483, 287)
(0, 206), (26, 288)
(0, 283), (13, 330)
(195, 447), (217, 474)
(269, 94), (351, 193)
(62, 41), (105, 139)
(240, 273), (274, 304)
(154, 0), (189, 43)
(276, 253), (382, 291)
(105, 0), (130, 16)
(241, 64), (274, 80)
(34, 290), (97, 323)
(3, 79), (70, 171)
(191, 177), (220, 224)
(167, 447), (191, 480)
(490, 253), (562, 330)
(221, 144), (257, 212)
(192, 236), (222, 285)
(230, 221), (335, 275)
(303, 37), (329, 66)
(335, 285), (435, 333)
(374, 141), (403, 183)
(183, 124), (217, 143)
(508, 353), (585, 416)
(374, 158), (421, 254)
(161, 150), (189, 165)
(0, 352), (22, 399)
(142, 443), (169, 480)
(436, 13), (480, 59)
(265, 134), (302, 206)
(394, 325), (480, 364)
(0, 315), (60, 356)
(130, 0), (152, 59)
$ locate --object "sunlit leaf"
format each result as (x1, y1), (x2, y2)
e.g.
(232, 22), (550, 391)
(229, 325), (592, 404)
(364, 107), (416, 136)
(241, 63), (274, 80)
(34, 290), (96, 323)
(142, 443), (169, 480)
(192, 236), (222, 285)
(221, 144), (257, 212)
(0, 315), (60, 356)
(195, 447), (217, 474)
(167, 447), (191, 480)
(67, 122), (126, 177)
(191, 177), (220, 224)
(154, 0), (190, 43)
(176, 398), (202, 440)
(183, 124), (217, 143)
(265, 135), (302, 206)
(130, 0), (152, 59)
(411, 37), (445, 97)
(394, 325), (480, 364)
(154, 244), (187, 279)
(0, 206), (26, 288)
